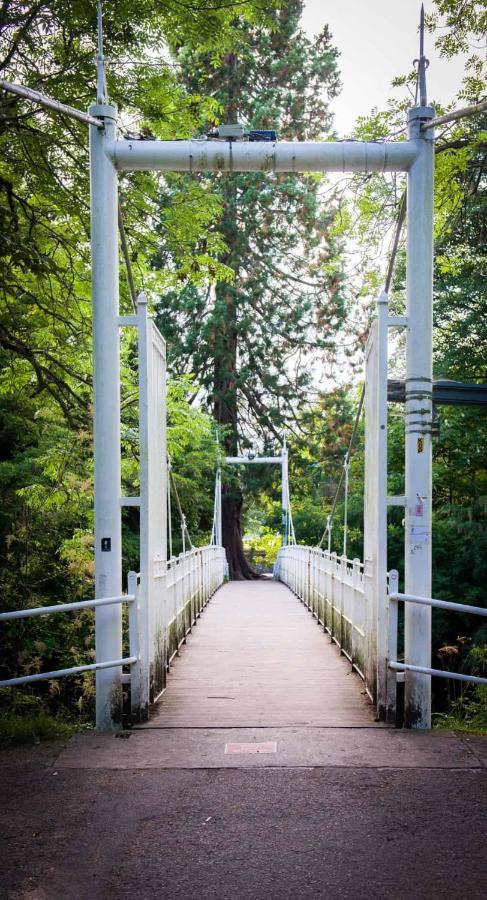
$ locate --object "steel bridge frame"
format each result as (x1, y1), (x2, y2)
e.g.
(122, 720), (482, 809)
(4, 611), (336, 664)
(223, 447), (292, 548)
(90, 102), (435, 730)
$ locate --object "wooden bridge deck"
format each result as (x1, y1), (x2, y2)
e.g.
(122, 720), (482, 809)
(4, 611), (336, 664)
(146, 579), (381, 728)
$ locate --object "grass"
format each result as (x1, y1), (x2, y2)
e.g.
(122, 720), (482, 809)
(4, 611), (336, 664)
(433, 714), (487, 736)
(0, 709), (78, 749)
(432, 684), (487, 736)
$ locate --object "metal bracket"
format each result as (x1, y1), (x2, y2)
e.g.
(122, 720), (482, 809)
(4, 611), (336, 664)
(118, 315), (137, 327)
(387, 496), (406, 506)
(388, 315), (408, 328)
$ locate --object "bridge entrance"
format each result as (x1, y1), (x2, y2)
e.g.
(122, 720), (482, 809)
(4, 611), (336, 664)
(3, 18), (486, 736)
(146, 579), (381, 731)
(86, 95), (437, 731)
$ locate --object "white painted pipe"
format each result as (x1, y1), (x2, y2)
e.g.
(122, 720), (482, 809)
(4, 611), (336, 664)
(281, 445), (288, 547)
(90, 103), (123, 731)
(105, 139), (420, 174)
(390, 593), (487, 617)
(390, 662), (487, 686)
(225, 456), (283, 464)
(0, 657), (137, 689)
(0, 78), (103, 127)
(0, 594), (133, 622)
(404, 106), (435, 729)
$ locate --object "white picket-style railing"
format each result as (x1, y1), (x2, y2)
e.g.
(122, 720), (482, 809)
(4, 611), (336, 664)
(0, 546), (227, 721)
(276, 547), (487, 724)
(275, 545), (368, 684)
(131, 544), (227, 717)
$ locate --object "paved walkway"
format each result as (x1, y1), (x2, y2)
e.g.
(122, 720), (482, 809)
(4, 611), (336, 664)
(57, 581), (484, 771)
(3, 581), (486, 898)
(148, 579), (378, 729)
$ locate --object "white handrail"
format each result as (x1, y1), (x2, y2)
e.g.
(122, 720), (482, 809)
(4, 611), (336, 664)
(388, 583), (487, 690)
(389, 592), (486, 617)
(0, 594), (138, 690)
(0, 594), (134, 622)
(390, 662), (487, 686)
(0, 656), (137, 688)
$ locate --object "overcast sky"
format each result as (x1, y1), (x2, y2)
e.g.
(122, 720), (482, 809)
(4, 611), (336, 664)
(301, 0), (467, 135)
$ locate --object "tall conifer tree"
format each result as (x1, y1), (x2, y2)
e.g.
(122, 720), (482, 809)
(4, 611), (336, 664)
(157, 1), (345, 577)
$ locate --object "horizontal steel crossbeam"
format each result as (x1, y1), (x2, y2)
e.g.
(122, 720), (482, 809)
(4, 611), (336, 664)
(225, 456), (283, 464)
(105, 139), (420, 174)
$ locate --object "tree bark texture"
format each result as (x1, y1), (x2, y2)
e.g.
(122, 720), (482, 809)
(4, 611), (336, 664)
(211, 54), (260, 579)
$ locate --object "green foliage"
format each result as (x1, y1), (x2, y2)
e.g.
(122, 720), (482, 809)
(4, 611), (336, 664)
(0, 687), (80, 747)
(433, 646), (487, 734)
(425, 1), (487, 100)
(0, 1), (485, 725)
(0, 0), (273, 708)
(0, 708), (78, 748)
(155, 1), (345, 445)
(244, 530), (281, 570)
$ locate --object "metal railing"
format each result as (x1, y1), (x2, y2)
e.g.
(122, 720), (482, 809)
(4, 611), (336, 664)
(275, 545), (367, 681)
(164, 545), (227, 664)
(276, 550), (487, 725)
(387, 577), (487, 687)
(0, 594), (138, 688)
(0, 545), (227, 712)
(134, 543), (227, 714)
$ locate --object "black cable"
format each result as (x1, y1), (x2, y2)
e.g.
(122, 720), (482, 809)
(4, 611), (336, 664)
(317, 188), (407, 549)
(118, 201), (138, 313)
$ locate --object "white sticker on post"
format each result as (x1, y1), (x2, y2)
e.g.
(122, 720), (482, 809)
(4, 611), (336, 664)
(409, 526), (429, 552)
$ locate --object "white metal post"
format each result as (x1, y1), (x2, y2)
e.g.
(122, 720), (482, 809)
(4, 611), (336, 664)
(215, 468), (222, 547)
(342, 457), (349, 558)
(128, 571), (141, 718)
(138, 295), (168, 713)
(404, 105), (435, 728)
(90, 102), (123, 731)
(281, 443), (288, 546)
(137, 295), (151, 716)
(386, 569), (399, 723)
(363, 292), (388, 711)
(376, 294), (389, 719)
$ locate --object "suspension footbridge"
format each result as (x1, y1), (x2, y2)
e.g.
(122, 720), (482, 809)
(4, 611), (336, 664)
(1, 12), (487, 899)
(1, 10), (486, 740)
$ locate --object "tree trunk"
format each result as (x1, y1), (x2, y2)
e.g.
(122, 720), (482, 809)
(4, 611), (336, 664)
(213, 266), (260, 579)
(209, 54), (260, 579)
(221, 483), (261, 580)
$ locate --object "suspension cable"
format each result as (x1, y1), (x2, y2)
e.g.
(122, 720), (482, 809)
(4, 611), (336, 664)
(118, 201), (137, 312)
(210, 472), (217, 545)
(317, 388), (364, 550)
(317, 181), (407, 553)
(284, 458), (296, 545)
(287, 502), (296, 545)
(167, 456), (173, 559)
(168, 457), (195, 552)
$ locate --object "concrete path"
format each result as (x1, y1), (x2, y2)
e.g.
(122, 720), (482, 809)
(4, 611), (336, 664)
(2, 741), (486, 900)
(3, 581), (486, 899)
(147, 579), (379, 729)
(56, 580), (484, 772)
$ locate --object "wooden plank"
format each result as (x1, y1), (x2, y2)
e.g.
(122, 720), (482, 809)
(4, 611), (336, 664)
(144, 580), (383, 728)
